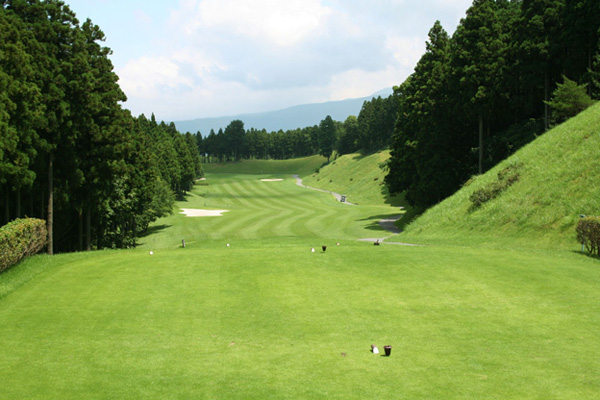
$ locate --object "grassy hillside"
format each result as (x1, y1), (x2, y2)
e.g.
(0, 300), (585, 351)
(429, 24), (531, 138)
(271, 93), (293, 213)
(302, 151), (406, 207)
(397, 103), (600, 251)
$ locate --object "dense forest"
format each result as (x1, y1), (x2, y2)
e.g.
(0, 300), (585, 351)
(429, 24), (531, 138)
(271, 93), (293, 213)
(385, 0), (599, 209)
(0, 1), (201, 253)
(196, 93), (398, 163)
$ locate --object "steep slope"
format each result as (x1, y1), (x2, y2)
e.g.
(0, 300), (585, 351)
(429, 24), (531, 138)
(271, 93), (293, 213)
(302, 151), (406, 207)
(398, 102), (600, 251)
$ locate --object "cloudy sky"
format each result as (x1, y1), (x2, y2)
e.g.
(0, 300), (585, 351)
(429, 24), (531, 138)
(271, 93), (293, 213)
(66, 0), (473, 121)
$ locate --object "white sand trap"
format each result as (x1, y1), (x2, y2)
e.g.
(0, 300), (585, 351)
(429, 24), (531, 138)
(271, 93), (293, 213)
(180, 209), (229, 217)
(260, 178), (284, 182)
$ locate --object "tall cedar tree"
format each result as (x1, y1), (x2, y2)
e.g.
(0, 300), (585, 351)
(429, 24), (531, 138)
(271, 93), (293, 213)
(1, 2), (198, 252)
(386, 21), (458, 207)
(0, 9), (42, 222)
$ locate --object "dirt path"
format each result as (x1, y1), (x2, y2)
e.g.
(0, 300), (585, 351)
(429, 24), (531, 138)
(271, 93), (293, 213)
(292, 175), (408, 240)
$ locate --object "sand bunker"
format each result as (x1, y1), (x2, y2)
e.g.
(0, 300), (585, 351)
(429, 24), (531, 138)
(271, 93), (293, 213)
(180, 209), (229, 217)
(260, 178), (284, 182)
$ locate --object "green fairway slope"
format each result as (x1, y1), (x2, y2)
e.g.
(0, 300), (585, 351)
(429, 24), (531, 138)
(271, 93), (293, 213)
(397, 103), (600, 251)
(138, 172), (399, 250)
(2, 241), (599, 399)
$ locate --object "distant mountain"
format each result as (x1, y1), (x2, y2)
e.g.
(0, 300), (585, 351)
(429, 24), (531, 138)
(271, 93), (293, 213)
(172, 88), (393, 135)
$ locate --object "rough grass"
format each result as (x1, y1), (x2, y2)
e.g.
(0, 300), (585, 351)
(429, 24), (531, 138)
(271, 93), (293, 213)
(303, 150), (406, 207)
(398, 103), (600, 251)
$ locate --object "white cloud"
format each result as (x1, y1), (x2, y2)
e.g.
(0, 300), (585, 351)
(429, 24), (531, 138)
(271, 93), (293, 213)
(324, 66), (408, 102)
(386, 35), (427, 68)
(191, 0), (332, 47)
(118, 56), (194, 99)
(108, 0), (474, 120)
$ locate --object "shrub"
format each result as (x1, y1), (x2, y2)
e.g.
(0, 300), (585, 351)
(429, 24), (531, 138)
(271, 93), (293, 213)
(545, 76), (595, 125)
(469, 163), (522, 208)
(0, 218), (48, 273)
(576, 217), (600, 257)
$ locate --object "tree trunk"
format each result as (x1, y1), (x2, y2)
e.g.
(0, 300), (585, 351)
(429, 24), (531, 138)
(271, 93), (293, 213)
(86, 204), (91, 251)
(544, 69), (549, 132)
(4, 190), (9, 224)
(40, 189), (45, 220)
(78, 209), (83, 251)
(478, 113), (484, 175)
(132, 216), (137, 248)
(29, 190), (34, 217)
(47, 151), (54, 255)
(16, 188), (21, 218)
(588, 36), (593, 97)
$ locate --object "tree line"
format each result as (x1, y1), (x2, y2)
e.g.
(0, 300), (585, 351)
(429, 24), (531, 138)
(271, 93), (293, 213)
(196, 94), (399, 163)
(0, 1), (202, 253)
(385, 0), (599, 209)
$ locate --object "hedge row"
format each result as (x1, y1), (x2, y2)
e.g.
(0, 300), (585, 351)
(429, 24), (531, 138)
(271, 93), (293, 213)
(0, 218), (48, 273)
(469, 163), (522, 208)
(577, 217), (600, 257)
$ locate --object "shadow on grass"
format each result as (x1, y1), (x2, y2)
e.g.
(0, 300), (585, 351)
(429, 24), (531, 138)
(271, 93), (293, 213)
(138, 224), (172, 239)
(358, 214), (404, 233)
(379, 184), (409, 207)
(570, 249), (600, 259)
(176, 191), (193, 201)
(358, 206), (427, 233)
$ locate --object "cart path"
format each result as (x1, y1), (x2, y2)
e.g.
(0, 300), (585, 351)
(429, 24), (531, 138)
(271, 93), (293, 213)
(292, 174), (356, 205)
(378, 214), (403, 234)
(292, 175), (408, 239)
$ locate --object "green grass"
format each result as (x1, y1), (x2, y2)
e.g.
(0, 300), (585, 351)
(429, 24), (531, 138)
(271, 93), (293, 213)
(398, 102), (600, 251)
(139, 172), (397, 250)
(303, 150), (406, 207)
(2, 242), (599, 399)
(2, 116), (600, 399)
(202, 155), (327, 176)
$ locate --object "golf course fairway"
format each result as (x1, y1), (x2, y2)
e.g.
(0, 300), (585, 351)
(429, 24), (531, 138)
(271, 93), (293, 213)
(1, 171), (599, 399)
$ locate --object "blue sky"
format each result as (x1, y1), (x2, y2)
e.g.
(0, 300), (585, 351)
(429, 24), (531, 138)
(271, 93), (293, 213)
(66, 0), (473, 121)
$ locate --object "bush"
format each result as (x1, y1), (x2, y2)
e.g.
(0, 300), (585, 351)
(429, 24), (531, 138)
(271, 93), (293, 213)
(546, 76), (595, 125)
(469, 163), (522, 208)
(576, 217), (600, 257)
(0, 218), (48, 273)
